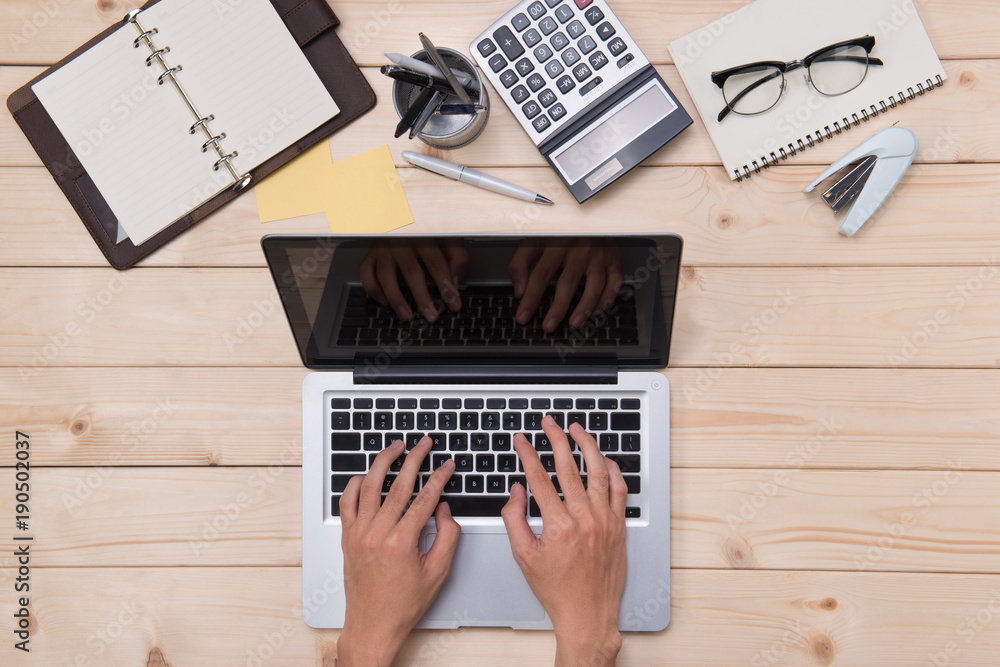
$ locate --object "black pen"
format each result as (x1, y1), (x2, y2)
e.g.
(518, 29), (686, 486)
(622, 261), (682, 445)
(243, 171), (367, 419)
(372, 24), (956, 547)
(394, 86), (437, 139)
(381, 65), (474, 97)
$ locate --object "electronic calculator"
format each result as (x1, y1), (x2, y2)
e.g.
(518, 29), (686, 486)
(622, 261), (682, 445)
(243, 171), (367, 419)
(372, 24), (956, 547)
(471, 0), (692, 203)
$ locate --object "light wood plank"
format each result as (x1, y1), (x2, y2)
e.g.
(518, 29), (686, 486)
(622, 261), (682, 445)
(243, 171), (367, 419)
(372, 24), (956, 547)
(2, 267), (998, 368)
(2, 162), (1000, 267)
(1, 0), (998, 65)
(3, 467), (997, 573)
(3, 368), (1000, 470)
(2, 59), (996, 169)
(1, 568), (999, 665)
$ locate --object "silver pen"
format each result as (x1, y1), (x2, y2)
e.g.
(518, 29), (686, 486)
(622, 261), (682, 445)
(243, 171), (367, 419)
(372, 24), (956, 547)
(385, 52), (478, 92)
(418, 33), (473, 105)
(402, 151), (554, 205)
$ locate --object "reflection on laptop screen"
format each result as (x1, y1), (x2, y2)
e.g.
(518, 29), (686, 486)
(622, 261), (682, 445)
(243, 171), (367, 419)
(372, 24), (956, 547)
(263, 236), (682, 370)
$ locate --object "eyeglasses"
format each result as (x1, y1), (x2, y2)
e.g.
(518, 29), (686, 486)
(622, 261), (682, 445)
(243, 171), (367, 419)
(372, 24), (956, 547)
(712, 35), (884, 122)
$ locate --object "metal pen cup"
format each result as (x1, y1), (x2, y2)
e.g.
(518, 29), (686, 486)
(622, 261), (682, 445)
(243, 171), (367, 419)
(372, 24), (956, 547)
(391, 48), (490, 150)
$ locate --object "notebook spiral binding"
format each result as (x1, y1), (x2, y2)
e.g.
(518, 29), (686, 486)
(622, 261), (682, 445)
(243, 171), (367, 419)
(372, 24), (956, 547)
(733, 74), (945, 182)
(123, 10), (252, 192)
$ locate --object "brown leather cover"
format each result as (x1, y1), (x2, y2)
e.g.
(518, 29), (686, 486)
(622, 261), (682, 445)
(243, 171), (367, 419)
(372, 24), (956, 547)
(6, 0), (375, 269)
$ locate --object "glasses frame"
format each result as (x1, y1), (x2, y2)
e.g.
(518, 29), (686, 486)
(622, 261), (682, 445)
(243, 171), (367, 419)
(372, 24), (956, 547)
(711, 35), (885, 122)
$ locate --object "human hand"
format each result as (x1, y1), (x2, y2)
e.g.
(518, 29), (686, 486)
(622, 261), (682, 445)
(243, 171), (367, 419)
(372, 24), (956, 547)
(502, 418), (627, 667)
(337, 438), (460, 667)
(359, 240), (471, 323)
(508, 239), (623, 333)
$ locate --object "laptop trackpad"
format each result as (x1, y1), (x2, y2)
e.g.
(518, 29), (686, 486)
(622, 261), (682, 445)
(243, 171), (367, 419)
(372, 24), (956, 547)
(420, 530), (546, 626)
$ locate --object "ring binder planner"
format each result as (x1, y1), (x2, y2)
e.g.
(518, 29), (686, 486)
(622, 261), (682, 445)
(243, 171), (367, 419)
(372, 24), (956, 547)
(124, 9), (252, 192)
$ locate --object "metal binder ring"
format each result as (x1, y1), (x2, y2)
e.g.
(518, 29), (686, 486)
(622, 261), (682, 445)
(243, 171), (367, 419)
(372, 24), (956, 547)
(189, 115), (216, 135)
(879, 101), (888, 113)
(888, 95), (898, 108)
(806, 135), (815, 148)
(769, 152), (778, 166)
(861, 109), (870, 121)
(145, 47), (169, 67)
(833, 121), (843, 134)
(906, 87), (916, 100)
(917, 82), (926, 95)
(133, 28), (158, 48)
(214, 152), (239, 172)
(797, 139), (806, 152)
(935, 75), (944, 87)
(852, 113), (860, 126)
(202, 133), (227, 153)
(779, 147), (788, 160)
(752, 160), (762, 175)
(740, 166), (750, 181)
(822, 127), (832, 140)
(158, 66), (182, 85)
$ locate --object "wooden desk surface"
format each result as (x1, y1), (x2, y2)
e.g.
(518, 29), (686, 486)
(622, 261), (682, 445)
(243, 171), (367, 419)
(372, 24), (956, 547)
(2, 1), (999, 664)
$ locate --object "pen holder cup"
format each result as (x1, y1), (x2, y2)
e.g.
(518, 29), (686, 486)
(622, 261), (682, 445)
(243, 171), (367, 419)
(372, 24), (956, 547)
(392, 48), (490, 149)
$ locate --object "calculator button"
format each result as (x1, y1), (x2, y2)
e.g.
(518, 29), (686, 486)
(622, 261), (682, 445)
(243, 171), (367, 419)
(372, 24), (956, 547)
(500, 69), (519, 88)
(478, 39), (497, 57)
(579, 76), (603, 95)
(493, 26), (525, 60)
(488, 53), (507, 73)
(572, 63), (593, 81)
(538, 89), (558, 107)
(596, 21), (616, 41)
(551, 31), (570, 51)
(545, 0), (561, 5)
(523, 28), (542, 47)
(589, 50), (609, 70)
(527, 72), (546, 91)
(556, 75), (576, 94)
(539, 17), (558, 35)
(555, 4), (575, 22)
(585, 5), (605, 24)
(574, 0), (593, 7)
(515, 57), (535, 76)
(527, 1), (547, 19)
(511, 12), (530, 32)
(545, 59), (565, 78)
(607, 36), (627, 57)
(532, 114), (552, 133)
(549, 103), (567, 121)
(562, 47), (581, 66)
(578, 35), (597, 54)
(511, 84), (530, 103)
(566, 19), (586, 39)
(523, 100), (542, 119)
(534, 44), (554, 62)
(617, 53), (635, 68)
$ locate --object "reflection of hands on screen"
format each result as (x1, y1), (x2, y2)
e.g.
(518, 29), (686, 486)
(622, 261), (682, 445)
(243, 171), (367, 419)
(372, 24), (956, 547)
(508, 240), (623, 333)
(359, 240), (470, 323)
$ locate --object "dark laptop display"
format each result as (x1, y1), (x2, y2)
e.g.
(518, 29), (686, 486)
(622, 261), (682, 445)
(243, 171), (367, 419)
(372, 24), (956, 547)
(262, 235), (682, 372)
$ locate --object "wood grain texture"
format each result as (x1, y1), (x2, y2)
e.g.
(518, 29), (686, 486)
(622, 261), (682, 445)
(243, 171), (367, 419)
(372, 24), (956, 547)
(1, 467), (997, 573)
(1, 0), (998, 65)
(2, 59), (996, 169)
(3, 367), (999, 470)
(1, 568), (999, 665)
(2, 266), (998, 368)
(2, 162), (1000, 267)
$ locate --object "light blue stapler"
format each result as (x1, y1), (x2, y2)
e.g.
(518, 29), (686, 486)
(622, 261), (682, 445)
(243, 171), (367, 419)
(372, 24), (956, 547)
(804, 127), (919, 236)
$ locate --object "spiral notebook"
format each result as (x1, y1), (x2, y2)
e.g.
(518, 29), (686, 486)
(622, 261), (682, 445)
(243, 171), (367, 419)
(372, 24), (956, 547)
(668, 0), (947, 181)
(30, 0), (338, 246)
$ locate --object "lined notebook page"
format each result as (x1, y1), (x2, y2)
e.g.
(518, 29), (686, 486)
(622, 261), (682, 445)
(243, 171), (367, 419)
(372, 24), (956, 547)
(33, 0), (338, 245)
(668, 0), (946, 180)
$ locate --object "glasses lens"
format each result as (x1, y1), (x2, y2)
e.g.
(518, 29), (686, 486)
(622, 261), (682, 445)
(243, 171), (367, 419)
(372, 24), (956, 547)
(722, 66), (784, 115)
(809, 44), (870, 96)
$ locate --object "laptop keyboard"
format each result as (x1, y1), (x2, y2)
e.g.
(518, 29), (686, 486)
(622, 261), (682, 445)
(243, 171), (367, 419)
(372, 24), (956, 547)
(335, 284), (640, 348)
(329, 394), (644, 519)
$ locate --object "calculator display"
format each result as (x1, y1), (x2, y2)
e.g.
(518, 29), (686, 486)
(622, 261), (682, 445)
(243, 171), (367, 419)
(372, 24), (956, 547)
(549, 80), (678, 185)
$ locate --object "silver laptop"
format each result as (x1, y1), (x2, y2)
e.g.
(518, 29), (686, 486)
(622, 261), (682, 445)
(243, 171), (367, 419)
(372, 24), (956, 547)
(262, 233), (682, 631)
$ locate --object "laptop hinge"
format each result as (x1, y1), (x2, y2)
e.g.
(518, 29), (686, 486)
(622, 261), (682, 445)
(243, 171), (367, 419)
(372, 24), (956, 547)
(353, 362), (618, 385)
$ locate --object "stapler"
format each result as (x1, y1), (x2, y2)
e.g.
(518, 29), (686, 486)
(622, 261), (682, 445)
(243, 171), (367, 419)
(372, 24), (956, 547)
(804, 127), (919, 236)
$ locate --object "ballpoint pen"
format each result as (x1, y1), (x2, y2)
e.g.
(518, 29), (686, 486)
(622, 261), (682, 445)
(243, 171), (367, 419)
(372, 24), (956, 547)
(409, 91), (444, 139)
(418, 33), (473, 105)
(381, 66), (474, 97)
(435, 104), (487, 115)
(394, 86), (436, 138)
(402, 151), (554, 205)
(384, 52), (478, 91)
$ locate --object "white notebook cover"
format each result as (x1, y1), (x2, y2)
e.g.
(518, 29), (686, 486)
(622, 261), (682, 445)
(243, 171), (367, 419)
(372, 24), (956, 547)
(668, 0), (947, 180)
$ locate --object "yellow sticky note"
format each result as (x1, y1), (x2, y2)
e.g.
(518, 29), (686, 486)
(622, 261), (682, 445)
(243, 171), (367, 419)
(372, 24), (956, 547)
(255, 143), (413, 234)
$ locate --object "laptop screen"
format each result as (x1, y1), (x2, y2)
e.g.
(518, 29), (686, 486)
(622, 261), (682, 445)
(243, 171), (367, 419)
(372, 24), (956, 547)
(262, 235), (682, 371)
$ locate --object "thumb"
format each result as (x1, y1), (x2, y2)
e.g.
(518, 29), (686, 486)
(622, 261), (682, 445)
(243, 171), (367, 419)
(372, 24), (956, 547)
(426, 501), (461, 576)
(501, 484), (536, 557)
